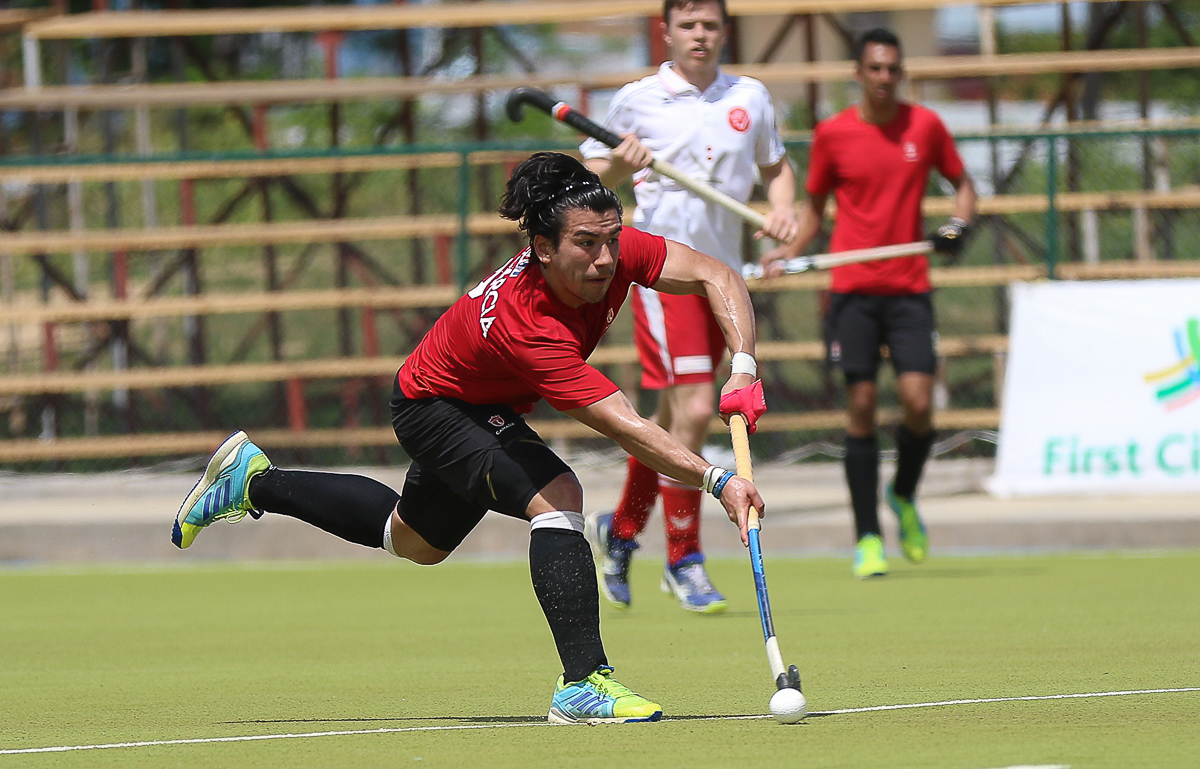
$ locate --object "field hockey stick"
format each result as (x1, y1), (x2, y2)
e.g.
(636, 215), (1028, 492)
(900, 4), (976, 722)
(729, 413), (802, 694)
(505, 86), (767, 231)
(742, 239), (933, 279)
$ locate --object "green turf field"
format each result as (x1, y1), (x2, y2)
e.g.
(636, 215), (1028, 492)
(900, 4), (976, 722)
(2, 553), (1198, 768)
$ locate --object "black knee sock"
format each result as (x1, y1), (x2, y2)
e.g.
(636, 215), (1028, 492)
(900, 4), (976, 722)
(248, 467), (399, 549)
(892, 426), (936, 500)
(528, 527), (607, 683)
(844, 434), (880, 540)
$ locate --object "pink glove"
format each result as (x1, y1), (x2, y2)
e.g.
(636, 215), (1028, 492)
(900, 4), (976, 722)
(719, 379), (767, 434)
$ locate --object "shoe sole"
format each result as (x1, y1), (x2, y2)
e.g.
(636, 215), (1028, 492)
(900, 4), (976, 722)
(547, 707), (662, 725)
(659, 578), (728, 614)
(171, 430), (250, 549)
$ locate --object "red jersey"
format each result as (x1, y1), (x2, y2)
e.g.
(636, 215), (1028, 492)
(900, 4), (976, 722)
(397, 227), (668, 412)
(806, 103), (964, 295)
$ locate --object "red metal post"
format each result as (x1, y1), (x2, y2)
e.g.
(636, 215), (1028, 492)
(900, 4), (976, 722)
(286, 379), (308, 431)
(647, 16), (666, 64)
(435, 234), (453, 285)
(253, 104), (268, 152)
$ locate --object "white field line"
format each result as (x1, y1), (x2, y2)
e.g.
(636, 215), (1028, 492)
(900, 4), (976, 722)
(1, 687), (1197, 757)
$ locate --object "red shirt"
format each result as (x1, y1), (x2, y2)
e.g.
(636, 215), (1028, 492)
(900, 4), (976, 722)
(807, 103), (964, 295)
(397, 227), (668, 412)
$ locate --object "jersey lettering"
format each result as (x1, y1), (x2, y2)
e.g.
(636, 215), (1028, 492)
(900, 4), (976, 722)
(470, 249), (531, 338)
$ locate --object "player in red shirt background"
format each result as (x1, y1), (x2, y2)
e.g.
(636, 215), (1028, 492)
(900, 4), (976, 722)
(171, 153), (769, 725)
(762, 28), (977, 579)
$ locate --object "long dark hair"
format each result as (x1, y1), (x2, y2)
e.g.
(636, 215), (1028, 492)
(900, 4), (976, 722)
(499, 152), (623, 247)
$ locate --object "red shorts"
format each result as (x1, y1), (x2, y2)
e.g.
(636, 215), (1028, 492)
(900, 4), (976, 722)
(631, 287), (726, 390)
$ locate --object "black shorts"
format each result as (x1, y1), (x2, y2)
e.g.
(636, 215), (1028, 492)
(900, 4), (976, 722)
(826, 292), (938, 384)
(389, 381), (572, 553)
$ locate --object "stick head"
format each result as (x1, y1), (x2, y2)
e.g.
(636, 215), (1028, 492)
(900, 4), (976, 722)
(505, 87), (556, 123)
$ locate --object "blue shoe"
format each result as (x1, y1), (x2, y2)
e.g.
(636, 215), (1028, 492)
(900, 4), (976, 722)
(586, 511), (638, 610)
(661, 554), (727, 614)
(887, 483), (929, 563)
(548, 666), (663, 724)
(172, 431), (270, 549)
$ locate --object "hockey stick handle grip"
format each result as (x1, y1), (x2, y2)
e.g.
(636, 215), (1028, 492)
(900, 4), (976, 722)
(729, 414), (759, 531)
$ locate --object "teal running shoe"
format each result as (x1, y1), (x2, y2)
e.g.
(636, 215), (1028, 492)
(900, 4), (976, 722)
(852, 534), (889, 579)
(661, 554), (727, 614)
(548, 666), (663, 725)
(172, 431), (270, 549)
(887, 483), (929, 563)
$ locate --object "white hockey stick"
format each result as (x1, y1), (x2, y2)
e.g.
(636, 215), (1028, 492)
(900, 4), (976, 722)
(742, 240), (933, 279)
(506, 86), (767, 230)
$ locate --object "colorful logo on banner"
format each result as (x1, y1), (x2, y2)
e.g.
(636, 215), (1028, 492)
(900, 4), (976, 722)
(1144, 317), (1200, 412)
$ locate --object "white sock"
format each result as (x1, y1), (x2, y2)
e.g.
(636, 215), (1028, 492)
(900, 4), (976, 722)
(382, 513), (399, 557)
(529, 510), (585, 534)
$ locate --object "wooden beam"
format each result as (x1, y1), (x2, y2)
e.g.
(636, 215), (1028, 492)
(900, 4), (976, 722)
(0, 408), (1001, 462)
(0, 8), (56, 33)
(0, 152), (465, 184)
(4, 188), (1199, 256)
(18, 0), (1157, 40)
(0, 286), (461, 324)
(0, 213), (521, 256)
(0, 150), (541, 185)
(4, 47), (1198, 109)
(0, 357), (409, 396)
(0, 335), (1012, 395)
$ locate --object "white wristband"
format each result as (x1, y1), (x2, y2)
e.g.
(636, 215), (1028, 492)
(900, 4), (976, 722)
(730, 351), (757, 377)
(700, 465), (726, 494)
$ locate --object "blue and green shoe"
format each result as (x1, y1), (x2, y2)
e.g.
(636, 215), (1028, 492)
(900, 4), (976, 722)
(852, 533), (889, 579)
(548, 666), (663, 725)
(172, 431), (270, 549)
(887, 483), (929, 563)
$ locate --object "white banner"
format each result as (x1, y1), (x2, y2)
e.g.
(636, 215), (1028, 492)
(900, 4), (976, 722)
(990, 279), (1200, 496)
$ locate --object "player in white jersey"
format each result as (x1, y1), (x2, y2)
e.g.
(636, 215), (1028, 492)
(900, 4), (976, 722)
(581, 0), (797, 614)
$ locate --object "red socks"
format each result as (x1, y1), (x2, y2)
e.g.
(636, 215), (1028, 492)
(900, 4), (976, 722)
(661, 478), (702, 566)
(612, 456), (703, 565)
(611, 456), (658, 540)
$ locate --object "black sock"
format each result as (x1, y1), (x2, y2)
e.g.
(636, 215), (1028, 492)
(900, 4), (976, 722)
(248, 467), (399, 549)
(893, 426), (936, 500)
(844, 434), (880, 540)
(528, 527), (607, 683)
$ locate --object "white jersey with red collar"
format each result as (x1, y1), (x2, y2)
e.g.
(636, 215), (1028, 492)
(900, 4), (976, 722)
(581, 62), (787, 270)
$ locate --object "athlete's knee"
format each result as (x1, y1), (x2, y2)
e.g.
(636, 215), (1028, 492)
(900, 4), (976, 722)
(902, 392), (933, 422)
(526, 472), (583, 518)
(680, 392), (715, 427)
(846, 381), (878, 417)
(897, 373), (934, 423)
(407, 549), (450, 566)
(383, 509), (451, 565)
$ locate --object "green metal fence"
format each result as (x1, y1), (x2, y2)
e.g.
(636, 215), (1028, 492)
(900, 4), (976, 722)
(1, 125), (1198, 469)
